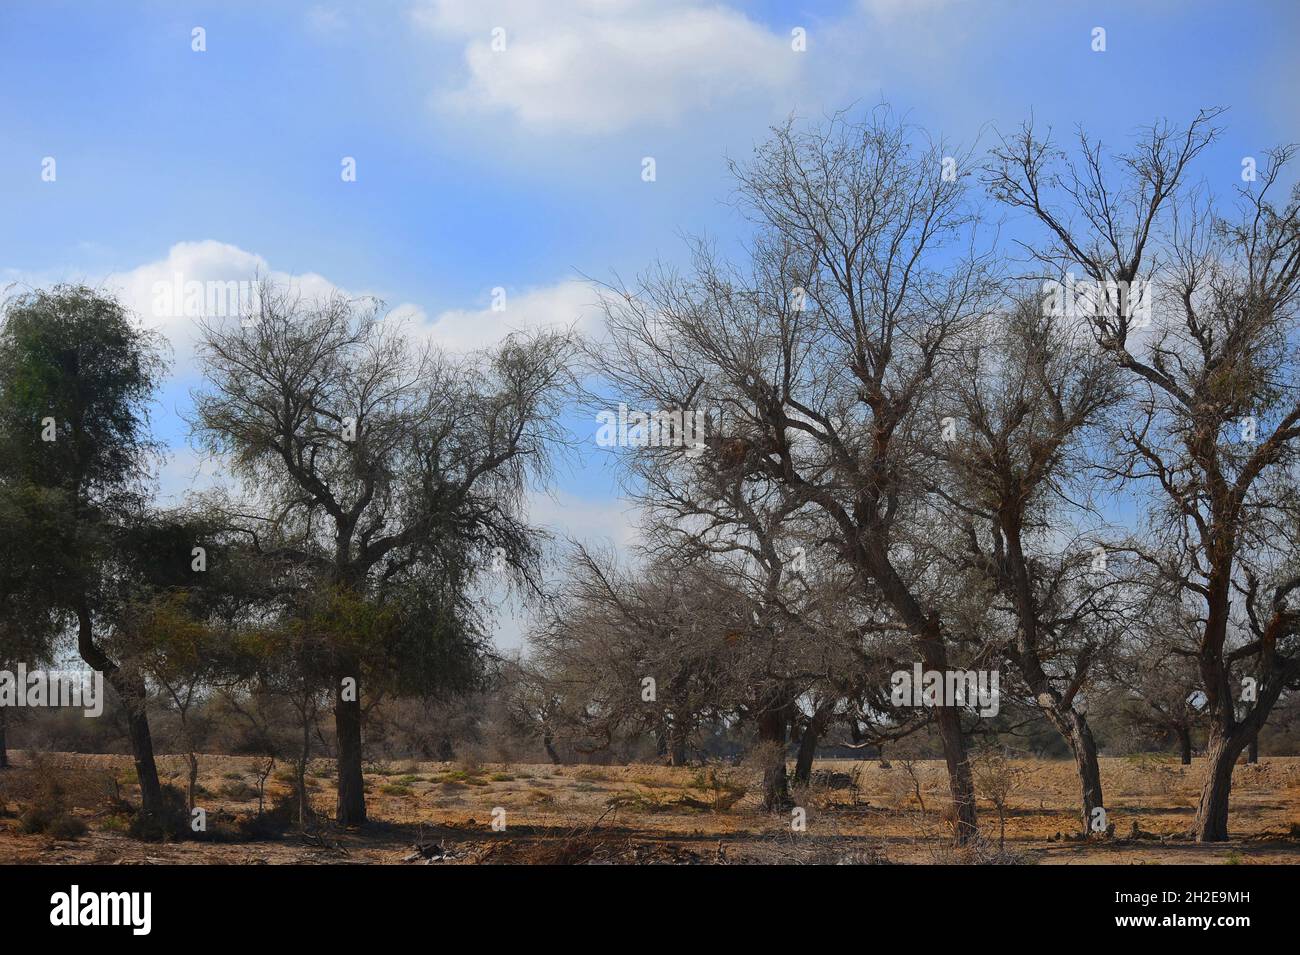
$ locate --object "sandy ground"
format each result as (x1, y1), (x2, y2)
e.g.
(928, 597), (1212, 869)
(1, 751), (1297, 864)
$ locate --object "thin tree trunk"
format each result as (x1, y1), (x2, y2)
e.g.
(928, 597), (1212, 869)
(1068, 712), (1104, 835)
(1176, 723), (1192, 765)
(1246, 734), (1259, 764)
(178, 717), (199, 813)
(542, 732), (561, 765)
(298, 705), (312, 830)
(122, 677), (163, 816)
(757, 702), (791, 811)
(793, 708), (830, 785)
(334, 675), (366, 826)
(76, 601), (162, 815)
(186, 753), (199, 813)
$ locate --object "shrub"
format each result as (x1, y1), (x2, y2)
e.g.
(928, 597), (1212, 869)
(48, 815), (89, 840)
(127, 785), (189, 842)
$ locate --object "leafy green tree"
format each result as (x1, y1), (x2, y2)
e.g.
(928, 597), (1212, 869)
(0, 285), (168, 811)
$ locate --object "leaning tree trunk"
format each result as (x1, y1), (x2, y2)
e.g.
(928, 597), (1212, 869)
(119, 673), (164, 816)
(1026, 683), (1105, 835)
(76, 603), (163, 815)
(932, 701), (978, 844)
(334, 669), (367, 827)
(916, 634), (978, 844)
(542, 731), (561, 765)
(1193, 728), (1248, 842)
(1067, 711), (1104, 835)
(793, 708), (830, 786)
(757, 702), (791, 811)
(1176, 723), (1192, 765)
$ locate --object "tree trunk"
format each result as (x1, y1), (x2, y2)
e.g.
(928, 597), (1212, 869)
(0, 707), (8, 769)
(542, 732), (561, 765)
(334, 682), (366, 826)
(1246, 734), (1259, 764)
(1193, 729), (1247, 842)
(186, 753), (199, 813)
(668, 721), (688, 767)
(932, 701), (978, 844)
(1176, 723), (1192, 765)
(757, 703), (791, 811)
(297, 704), (313, 829)
(873, 551), (979, 844)
(121, 676), (163, 816)
(179, 719), (199, 813)
(1068, 711), (1104, 835)
(76, 601), (162, 815)
(793, 709), (829, 785)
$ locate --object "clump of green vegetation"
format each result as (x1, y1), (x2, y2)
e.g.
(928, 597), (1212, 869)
(381, 784), (414, 797)
(489, 773), (515, 782)
(99, 814), (129, 834)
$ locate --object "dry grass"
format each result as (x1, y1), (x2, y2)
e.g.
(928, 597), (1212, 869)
(1, 751), (1297, 864)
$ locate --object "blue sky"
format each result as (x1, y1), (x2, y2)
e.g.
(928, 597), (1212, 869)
(1, 0), (1296, 644)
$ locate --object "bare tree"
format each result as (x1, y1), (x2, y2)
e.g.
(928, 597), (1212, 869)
(987, 113), (1300, 840)
(531, 546), (742, 770)
(596, 108), (1001, 841)
(936, 296), (1132, 833)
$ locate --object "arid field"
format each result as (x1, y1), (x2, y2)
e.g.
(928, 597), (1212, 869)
(2, 752), (1297, 865)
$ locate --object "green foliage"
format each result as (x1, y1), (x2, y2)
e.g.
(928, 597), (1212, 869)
(0, 284), (165, 508)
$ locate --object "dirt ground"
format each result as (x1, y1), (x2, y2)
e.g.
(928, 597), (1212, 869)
(1, 751), (1297, 864)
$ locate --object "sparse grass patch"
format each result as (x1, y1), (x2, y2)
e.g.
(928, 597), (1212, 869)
(218, 780), (260, 801)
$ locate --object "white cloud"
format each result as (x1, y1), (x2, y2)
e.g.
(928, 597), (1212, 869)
(101, 241), (602, 373)
(408, 279), (603, 352)
(104, 240), (343, 374)
(411, 0), (801, 134)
